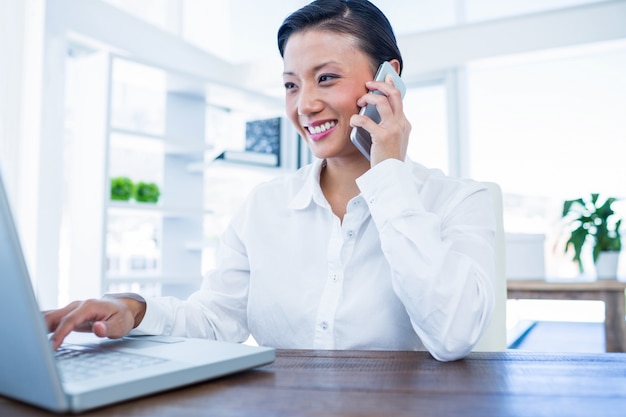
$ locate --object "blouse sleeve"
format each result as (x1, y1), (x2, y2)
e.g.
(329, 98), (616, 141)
(356, 158), (496, 361)
(131, 219), (251, 343)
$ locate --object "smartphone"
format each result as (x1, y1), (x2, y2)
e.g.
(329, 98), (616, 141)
(350, 61), (406, 160)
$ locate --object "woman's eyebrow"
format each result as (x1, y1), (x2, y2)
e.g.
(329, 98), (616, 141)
(283, 61), (341, 77)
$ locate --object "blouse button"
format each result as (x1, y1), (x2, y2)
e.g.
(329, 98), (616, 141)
(320, 321), (328, 331)
(346, 230), (354, 239)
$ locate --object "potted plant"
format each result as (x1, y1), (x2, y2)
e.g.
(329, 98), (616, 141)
(134, 181), (161, 203)
(110, 176), (134, 201)
(561, 193), (622, 278)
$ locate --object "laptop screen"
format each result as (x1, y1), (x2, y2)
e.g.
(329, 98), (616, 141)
(0, 171), (68, 411)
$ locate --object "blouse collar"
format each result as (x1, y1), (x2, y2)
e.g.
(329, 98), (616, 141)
(287, 158), (329, 210)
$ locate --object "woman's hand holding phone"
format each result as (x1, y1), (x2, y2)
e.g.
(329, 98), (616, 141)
(349, 61), (411, 166)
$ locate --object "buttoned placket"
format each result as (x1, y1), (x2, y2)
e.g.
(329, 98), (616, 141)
(313, 196), (368, 349)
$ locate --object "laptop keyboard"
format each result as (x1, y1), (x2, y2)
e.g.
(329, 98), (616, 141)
(55, 346), (168, 383)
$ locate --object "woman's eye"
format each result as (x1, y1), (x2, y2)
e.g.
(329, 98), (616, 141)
(284, 82), (296, 90)
(319, 74), (337, 83)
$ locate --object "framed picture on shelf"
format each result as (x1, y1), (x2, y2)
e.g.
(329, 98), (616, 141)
(220, 117), (281, 167)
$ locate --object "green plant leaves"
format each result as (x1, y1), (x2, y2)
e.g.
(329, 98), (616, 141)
(562, 198), (585, 217)
(566, 224), (588, 272)
(134, 182), (160, 203)
(110, 177), (134, 201)
(110, 177), (160, 204)
(561, 193), (622, 273)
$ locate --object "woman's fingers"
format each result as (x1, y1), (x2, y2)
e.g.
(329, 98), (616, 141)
(44, 299), (135, 350)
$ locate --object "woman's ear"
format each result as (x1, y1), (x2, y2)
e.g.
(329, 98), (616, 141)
(388, 59), (401, 75)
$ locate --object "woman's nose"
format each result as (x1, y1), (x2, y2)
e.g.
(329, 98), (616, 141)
(297, 85), (322, 116)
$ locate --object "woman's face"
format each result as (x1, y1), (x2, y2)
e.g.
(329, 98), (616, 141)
(282, 29), (375, 161)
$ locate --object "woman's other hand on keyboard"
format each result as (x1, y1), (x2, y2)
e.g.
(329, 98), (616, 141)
(43, 296), (146, 350)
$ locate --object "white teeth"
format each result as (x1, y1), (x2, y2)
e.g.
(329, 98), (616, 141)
(307, 121), (336, 135)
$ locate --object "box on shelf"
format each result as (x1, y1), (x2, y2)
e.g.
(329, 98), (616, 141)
(505, 233), (546, 280)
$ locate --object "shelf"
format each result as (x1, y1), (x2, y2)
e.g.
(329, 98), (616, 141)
(104, 274), (202, 284)
(65, 52), (287, 300)
(187, 156), (284, 174)
(107, 201), (213, 217)
(110, 127), (215, 156)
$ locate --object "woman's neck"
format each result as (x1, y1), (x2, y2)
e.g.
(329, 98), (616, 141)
(320, 157), (370, 222)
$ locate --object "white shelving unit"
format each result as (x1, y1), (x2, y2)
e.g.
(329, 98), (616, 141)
(108, 56), (212, 298)
(64, 51), (289, 301)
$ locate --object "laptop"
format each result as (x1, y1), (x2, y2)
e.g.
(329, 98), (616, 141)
(0, 171), (275, 413)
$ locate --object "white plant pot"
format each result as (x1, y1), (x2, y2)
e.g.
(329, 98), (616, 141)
(595, 251), (620, 280)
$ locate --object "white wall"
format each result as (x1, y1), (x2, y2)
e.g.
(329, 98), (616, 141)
(0, 0), (26, 203)
(0, 0), (54, 306)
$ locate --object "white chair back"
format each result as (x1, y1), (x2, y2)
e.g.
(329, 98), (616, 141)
(473, 182), (507, 351)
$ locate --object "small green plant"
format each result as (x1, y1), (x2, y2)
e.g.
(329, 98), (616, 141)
(562, 193), (622, 273)
(134, 182), (160, 203)
(110, 177), (134, 201)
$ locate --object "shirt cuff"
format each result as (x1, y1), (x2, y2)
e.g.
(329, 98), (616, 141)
(103, 292), (146, 303)
(102, 292), (155, 336)
(130, 297), (171, 336)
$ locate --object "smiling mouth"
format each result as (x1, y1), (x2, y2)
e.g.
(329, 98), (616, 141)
(306, 120), (337, 135)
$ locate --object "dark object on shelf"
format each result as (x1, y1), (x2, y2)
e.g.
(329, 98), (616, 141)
(243, 117), (281, 166)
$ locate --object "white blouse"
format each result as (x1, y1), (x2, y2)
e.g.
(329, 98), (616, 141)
(133, 158), (496, 361)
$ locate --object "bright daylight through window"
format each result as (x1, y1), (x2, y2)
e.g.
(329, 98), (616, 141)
(467, 40), (626, 279)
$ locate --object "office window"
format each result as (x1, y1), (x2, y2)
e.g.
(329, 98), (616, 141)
(404, 83), (449, 174)
(467, 40), (626, 276)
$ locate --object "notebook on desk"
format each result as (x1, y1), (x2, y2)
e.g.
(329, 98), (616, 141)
(0, 171), (275, 414)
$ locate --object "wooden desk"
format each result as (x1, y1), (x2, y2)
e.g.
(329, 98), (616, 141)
(2, 349), (626, 417)
(507, 279), (626, 352)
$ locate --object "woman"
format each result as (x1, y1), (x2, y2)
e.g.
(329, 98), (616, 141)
(46, 0), (495, 361)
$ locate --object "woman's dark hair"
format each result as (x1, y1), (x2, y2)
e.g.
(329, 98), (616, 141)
(277, 0), (403, 75)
